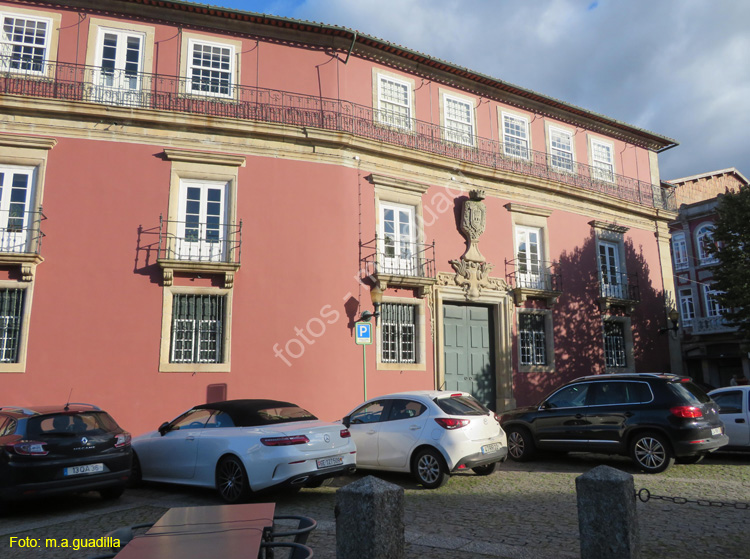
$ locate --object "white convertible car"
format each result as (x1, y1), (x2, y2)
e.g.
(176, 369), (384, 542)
(131, 399), (357, 503)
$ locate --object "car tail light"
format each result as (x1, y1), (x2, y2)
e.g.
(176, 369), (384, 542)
(261, 435), (310, 446)
(434, 418), (469, 430)
(493, 413), (501, 424)
(115, 433), (131, 448)
(340, 429), (351, 438)
(670, 406), (703, 418)
(8, 441), (48, 456)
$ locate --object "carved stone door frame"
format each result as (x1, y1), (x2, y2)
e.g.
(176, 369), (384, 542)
(432, 279), (515, 412)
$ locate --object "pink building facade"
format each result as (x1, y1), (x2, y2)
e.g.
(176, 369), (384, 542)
(0, 0), (680, 435)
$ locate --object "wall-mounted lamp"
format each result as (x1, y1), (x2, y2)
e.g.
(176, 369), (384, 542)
(659, 308), (680, 335)
(360, 285), (383, 324)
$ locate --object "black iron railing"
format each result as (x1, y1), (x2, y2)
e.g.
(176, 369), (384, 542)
(361, 237), (436, 279)
(505, 259), (562, 292)
(0, 56), (676, 211)
(0, 208), (45, 255)
(598, 271), (640, 302)
(157, 216), (242, 264)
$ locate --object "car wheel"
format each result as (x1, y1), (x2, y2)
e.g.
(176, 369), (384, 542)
(676, 454), (705, 465)
(630, 432), (675, 473)
(471, 462), (499, 476)
(100, 485), (125, 500)
(216, 456), (251, 504)
(128, 452), (142, 487)
(506, 427), (535, 461)
(412, 448), (449, 489)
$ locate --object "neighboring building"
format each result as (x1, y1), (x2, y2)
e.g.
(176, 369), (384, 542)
(667, 168), (750, 387)
(0, 0), (680, 434)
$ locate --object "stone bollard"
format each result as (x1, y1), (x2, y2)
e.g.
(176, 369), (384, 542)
(576, 465), (640, 559)
(335, 475), (404, 559)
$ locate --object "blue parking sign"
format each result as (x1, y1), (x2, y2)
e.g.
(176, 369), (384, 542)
(355, 321), (372, 345)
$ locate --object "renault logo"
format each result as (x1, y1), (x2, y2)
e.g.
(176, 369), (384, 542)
(81, 437), (89, 445)
(324, 434), (331, 443)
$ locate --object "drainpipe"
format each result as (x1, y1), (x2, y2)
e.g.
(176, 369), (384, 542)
(344, 32), (358, 64)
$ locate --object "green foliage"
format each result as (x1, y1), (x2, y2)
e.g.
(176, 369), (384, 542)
(710, 185), (750, 339)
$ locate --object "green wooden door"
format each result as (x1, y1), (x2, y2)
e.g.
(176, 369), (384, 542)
(443, 304), (496, 410)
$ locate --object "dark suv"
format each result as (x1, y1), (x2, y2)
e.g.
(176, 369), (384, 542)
(0, 404), (132, 508)
(499, 373), (729, 473)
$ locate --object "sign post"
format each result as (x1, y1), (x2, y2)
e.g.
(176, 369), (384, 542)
(355, 321), (373, 400)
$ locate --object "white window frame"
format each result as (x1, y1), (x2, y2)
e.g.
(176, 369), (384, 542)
(502, 112), (530, 160)
(176, 179), (228, 262)
(442, 94), (475, 146)
(0, 12), (52, 75)
(598, 240), (625, 299)
(590, 137), (615, 183)
(379, 201), (417, 276)
(695, 223), (718, 265)
(186, 38), (235, 99)
(92, 28), (145, 106)
(703, 284), (725, 318)
(679, 288), (695, 327)
(672, 232), (688, 271)
(376, 74), (413, 130)
(0, 164), (35, 253)
(515, 226), (544, 289)
(549, 126), (574, 173)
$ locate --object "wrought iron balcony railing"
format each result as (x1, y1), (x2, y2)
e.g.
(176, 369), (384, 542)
(157, 216), (242, 265)
(689, 315), (739, 335)
(598, 271), (640, 302)
(0, 208), (45, 255)
(0, 56), (675, 211)
(505, 259), (562, 292)
(361, 237), (436, 281)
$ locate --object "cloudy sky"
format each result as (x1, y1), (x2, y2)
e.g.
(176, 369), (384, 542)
(208, 0), (749, 182)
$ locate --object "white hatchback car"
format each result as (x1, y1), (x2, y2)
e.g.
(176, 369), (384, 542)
(343, 391), (507, 489)
(132, 399), (357, 503)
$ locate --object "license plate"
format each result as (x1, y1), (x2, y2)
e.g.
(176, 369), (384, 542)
(316, 456), (343, 469)
(711, 427), (722, 436)
(481, 443), (502, 455)
(64, 463), (104, 476)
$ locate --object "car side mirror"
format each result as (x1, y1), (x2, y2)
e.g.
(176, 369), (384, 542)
(158, 421), (170, 436)
(342, 415), (351, 428)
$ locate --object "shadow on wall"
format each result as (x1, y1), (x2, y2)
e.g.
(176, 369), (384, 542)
(513, 232), (670, 407)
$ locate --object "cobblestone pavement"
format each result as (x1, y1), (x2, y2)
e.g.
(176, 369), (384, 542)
(2, 452), (749, 558)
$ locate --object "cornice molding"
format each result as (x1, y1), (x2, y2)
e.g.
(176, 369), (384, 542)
(0, 134), (57, 150)
(163, 148), (246, 167)
(368, 174), (430, 195)
(504, 203), (553, 218)
(589, 220), (629, 234)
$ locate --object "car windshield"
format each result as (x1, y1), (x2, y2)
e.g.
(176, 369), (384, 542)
(668, 380), (711, 405)
(27, 412), (118, 438)
(435, 395), (488, 416)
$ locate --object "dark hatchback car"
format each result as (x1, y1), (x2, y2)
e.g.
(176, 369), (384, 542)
(0, 404), (132, 508)
(500, 373), (729, 473)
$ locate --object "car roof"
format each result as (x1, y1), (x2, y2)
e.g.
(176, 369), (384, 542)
(570, 373), (685, 383)
(709, 385), (750, 393)
(0, 404), (102, 418)
(192, 399), (314, 426)
(365, 390), (470, 401)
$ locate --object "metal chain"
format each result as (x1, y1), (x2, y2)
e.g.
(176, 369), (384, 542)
(636, 488), (750, 510)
